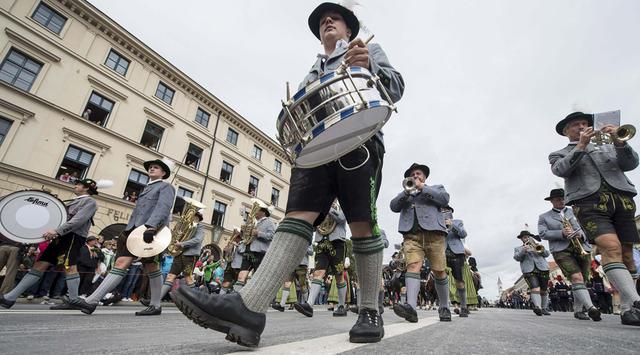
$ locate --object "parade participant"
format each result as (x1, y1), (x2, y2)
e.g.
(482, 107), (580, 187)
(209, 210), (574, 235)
(513, 231), (551, 316)
(220, 229), (244, 294)
(274, 245), (313, 312)
(549, 111), (640, 325)
(293, 200), (348, 317)
(158, 208), (206, 301)
(0, 178), (107, 309)
(538, 188), (600, 321)
(390, 163), (451, 322)
(67, 158), (175, 316)
(171, 2), (403, 346)
(233, 201), (275, 292)
(442, 206), (470, 317)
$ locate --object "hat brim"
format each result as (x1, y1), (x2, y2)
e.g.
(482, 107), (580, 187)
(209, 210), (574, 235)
(260, 207), (271, 217)
(143, 160), (171, 179)
(404, 164), (430, 179)
(555, 112), (594, 135)
(308, 2), (359, 41)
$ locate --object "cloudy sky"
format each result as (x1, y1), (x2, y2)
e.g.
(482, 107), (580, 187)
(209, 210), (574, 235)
(89, 0), (640, 300)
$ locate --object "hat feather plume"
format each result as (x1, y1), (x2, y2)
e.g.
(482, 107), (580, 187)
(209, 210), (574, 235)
(96, 179), (114, 189)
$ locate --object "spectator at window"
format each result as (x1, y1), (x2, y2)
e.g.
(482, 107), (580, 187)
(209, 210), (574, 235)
(82, 108), (92, 120)
(59, 172), (71, 183)
(129, 191), (138, 203)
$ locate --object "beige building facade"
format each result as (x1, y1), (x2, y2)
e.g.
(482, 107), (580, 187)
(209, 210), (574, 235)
(0, 0), (290, 257)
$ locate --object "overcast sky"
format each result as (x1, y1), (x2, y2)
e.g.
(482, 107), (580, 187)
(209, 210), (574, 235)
(88, 0), (640, 300)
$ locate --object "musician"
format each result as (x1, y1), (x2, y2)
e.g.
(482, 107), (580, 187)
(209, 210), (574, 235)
(538, 188), (599, 320)
(273, 245), (314, 312)
(171, 2), (403, 346)
(67, 158), (175, 316)
(220, 229), (244, 294)
(549, 111), (640, 325)
(0, 178), (101, 309)
(390, 163), (451, 323)
(293, 201), (348, 317)
(158, 208), (205, 301)
(442, 206), (470, 317)
(232, 201), (275, 292)
(513, 231), (551, 316)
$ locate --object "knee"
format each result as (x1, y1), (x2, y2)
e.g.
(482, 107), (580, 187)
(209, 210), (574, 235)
(433, 269), (447, 279)
(406, 262), (421, 273)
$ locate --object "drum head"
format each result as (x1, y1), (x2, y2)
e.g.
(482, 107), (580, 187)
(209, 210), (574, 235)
(295, 104), (392, 168)
(0, 190), (67, 244)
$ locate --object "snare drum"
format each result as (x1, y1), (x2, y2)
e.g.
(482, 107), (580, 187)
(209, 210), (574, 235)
(0, 190), (68, 244)
(277, 66), (395, 168)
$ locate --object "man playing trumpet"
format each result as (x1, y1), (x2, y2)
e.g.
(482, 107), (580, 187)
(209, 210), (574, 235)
(514, 231), (550, 316)
(549, 111), (640, 325)
(538, 188), (600, 321)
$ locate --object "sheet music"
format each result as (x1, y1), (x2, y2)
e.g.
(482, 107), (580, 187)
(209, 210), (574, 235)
(593, 110), (620, 130)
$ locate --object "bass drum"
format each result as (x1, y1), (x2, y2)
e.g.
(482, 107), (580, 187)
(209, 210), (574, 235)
(0, 190), (67, 244)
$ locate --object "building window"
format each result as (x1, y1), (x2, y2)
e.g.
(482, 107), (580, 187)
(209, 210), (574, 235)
(83, 91), (114, 126)
(140, 121), (164, 150)
(123, 169), (149, 202)
(251, 145), (262, 161)
(104, 49), (130, 76)
(32, 2), (67, 34)
(173, 187), (194, 214)
(195, 107), (210, 128)
(185, 143), (203, 169)
(274, 159), (282, 174)
(248, 175), (259, 196)
(212, 201), (227, 227)
(0, 49), (43, 91)
(0, 117), (12, 146)
(219, 161), (234, 184)
(155, 81), (174, 105)
(271, 187), (280, 207)
(56, 145), (93, 184)
(226, 128), (238, 145)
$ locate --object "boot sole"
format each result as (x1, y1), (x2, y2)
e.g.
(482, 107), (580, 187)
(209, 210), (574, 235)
(293, 303), (313, 317)
(170, 290), (260, 347)
(349, 335), (383, 343)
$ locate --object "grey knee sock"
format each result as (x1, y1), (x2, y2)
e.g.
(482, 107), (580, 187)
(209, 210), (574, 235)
(572, 283), (592, 311)
(531, 291), (542, 308)
(280, 287), (290, 307)
(337, 282), (347, 306)
(457, 287), (467, 309)
(239, 218), (314, 313)
(307, 280), (322, 304)
(541, 293), (549, 310)
(352, 236), (385, 310)
(4, 269), (44, 301)
(400, 293), (406, 304)
(148, 270), (163, 307)
(160, 280), (173, 301)
(302, 290), (309, 303)
(86, 268), (127, 304)
(233, 281), (245, 292)
(434, 276), (450, 309)
(603, 263), (640, 312)
(65, 273), (81, 300)
(405, 272), (420, 309)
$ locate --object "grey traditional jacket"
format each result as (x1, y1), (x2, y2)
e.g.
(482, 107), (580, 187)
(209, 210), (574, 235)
(125, 180), (175, 231)
(538, 207), (592, 254)
(445, 219), (468, 255)
(230, 241), (245, 269)
(390, 185), (450, 234)
(314, 207), (347, 242)
(299, 40), (404, 104)
(55, 195), (97, 238)
(513, 245), (550, 273)
(549, 142), (639, 204)
(180, 222), (205, 256)
(248, 217), (276, 254)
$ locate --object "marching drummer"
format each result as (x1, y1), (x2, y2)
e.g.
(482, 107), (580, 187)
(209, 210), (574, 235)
(172, 2), (404, 347)
(1, 178), (107, 309)
(67, 158), (175, 316)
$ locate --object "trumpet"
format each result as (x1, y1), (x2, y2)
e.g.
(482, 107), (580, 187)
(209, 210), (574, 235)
(591, 124), (636, 147)
(402, 177), (417, 194)
(523, 239), (545, 254)
(560, 211), (589, 256)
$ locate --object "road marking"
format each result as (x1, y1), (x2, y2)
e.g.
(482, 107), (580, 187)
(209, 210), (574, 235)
(228, 316), (440, 355)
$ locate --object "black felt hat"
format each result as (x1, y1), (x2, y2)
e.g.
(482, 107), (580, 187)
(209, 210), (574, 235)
(555, 112), (594, 135)
(544, 188), (565, 201)
(404, 163), (430, 179)
(516, 230), (541, 242)
(143, 158), (172, 179)
(308, 2), (359, 41)
(76, 178), (98, 195)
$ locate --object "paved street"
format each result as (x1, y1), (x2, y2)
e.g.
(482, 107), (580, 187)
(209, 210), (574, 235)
(0, 303), (636, 354)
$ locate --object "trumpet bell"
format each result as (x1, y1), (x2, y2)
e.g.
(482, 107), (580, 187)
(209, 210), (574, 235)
(616, 124), (636, 141)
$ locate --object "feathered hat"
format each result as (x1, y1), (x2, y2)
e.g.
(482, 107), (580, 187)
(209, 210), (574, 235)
(76, 179), (114, 195)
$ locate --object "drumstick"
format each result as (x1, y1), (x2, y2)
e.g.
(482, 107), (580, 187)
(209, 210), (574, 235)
(340, 34), (375, 71)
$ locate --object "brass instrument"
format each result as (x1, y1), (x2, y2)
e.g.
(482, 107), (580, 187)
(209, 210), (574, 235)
(591, 124), (636, 147)
(167, 197), (206, 257)
(402, 177), (417, 194)
(241, 201), (261, 245)
(317, 201), (339, 236)
(560, 211), (589, 256)
(523, 238), (546, 254)
(223, 231), (240, 263)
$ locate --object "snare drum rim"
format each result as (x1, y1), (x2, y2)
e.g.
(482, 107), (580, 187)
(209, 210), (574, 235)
(0, 189), (68, 244)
